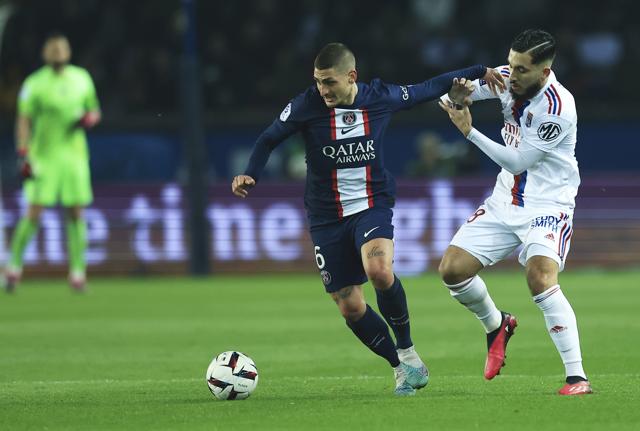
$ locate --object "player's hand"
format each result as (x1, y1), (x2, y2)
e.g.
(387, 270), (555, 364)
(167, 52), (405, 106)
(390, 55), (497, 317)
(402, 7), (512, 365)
(231, 175), (256, 198)
(448, 77), (475, 106)
(76, 111), (101, 129)
(17, 147), (33, 180)
(438, 100), (473, 137)
(483, 68), (506, 95)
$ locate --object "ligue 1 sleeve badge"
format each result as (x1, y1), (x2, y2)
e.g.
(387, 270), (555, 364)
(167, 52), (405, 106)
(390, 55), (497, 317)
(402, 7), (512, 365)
(279, 102), (292, 122)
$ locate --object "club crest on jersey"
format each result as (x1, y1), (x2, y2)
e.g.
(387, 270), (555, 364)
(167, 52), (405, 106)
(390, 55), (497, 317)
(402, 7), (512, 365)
(537, 122), (561, 141)
(331, 108), (370, 140)
(525, 112), (533, 127)
(342, 111), (356, 125)
(320, 270), (332, 286)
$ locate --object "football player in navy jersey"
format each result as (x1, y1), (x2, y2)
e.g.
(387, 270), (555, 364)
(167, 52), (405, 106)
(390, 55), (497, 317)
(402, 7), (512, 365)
(232, 43), (504, 395)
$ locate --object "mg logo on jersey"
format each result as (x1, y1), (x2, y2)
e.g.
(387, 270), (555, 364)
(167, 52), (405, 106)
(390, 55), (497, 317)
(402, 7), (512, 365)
(331, 108), (370, 140)
(537, 122), (562, 141)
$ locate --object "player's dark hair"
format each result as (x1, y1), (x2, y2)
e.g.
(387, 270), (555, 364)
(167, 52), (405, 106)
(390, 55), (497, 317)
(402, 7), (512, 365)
(314, 43), (355, 71)
(511, 29), (556, 64)
(44, 31), (68, 42)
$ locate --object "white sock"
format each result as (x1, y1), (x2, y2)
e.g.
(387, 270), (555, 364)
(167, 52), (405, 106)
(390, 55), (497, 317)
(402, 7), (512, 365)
(533, 285), (586, 380)
(397, 345), (424, 368)
(447, 275), (502, 333)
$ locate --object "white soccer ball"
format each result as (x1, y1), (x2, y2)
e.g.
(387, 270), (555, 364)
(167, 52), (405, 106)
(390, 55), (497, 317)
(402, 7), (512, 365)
(206, 351), (259, 400)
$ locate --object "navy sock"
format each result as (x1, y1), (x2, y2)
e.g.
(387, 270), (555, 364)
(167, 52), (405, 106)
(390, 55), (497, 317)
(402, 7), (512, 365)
(376, 275), (413, 349)
(346, 304), (400, 367)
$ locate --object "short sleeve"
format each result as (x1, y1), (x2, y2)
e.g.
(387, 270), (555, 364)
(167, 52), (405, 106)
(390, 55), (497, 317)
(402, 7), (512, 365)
(83, 70), (100, 111)
(17, 77), (36, 117)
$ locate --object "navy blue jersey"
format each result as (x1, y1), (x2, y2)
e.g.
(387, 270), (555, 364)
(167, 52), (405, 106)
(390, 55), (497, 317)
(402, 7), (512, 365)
(245, 65), (486, 227)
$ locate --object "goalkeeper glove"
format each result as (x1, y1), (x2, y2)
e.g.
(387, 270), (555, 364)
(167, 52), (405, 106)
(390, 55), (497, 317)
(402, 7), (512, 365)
(77, 111), (100, 129)
(17, 147), (33, 180)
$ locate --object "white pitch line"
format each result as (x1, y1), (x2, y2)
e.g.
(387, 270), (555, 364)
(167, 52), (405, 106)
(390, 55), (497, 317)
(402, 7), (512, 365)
(3, 373), (638, 386)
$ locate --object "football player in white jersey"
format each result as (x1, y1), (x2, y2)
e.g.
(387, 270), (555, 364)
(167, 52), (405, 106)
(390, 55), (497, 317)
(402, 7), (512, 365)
(438, 29), (592, 395)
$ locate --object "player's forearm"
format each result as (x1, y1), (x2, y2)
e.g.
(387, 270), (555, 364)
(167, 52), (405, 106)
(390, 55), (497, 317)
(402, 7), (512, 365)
(243, 138), (274, 182)
(15, 116), (31, 151)
(90, 109), (102, 125)
(466, 128), (542, 175)
(415, 65), (486, 102)
(244, 119), (298, 181)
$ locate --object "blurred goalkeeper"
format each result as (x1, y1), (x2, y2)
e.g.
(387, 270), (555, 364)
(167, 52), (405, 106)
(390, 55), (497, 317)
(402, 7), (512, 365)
(4, 33), (101, 293)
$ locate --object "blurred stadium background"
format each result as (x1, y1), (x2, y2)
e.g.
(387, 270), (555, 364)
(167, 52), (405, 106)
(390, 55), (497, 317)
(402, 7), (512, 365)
(1, 1), (640, 429)
(0, 0), (638, 277)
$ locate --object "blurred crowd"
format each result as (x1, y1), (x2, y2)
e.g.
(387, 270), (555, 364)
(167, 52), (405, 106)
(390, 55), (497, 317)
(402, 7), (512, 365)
(0, 0), (636, 182)
(0, 0), (636, 118)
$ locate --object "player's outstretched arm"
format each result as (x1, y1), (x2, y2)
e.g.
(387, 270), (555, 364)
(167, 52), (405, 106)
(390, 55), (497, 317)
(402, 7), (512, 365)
(438, 101), (545, 175)
(446, 68), (505, 107)
(231, 175), (256, 198)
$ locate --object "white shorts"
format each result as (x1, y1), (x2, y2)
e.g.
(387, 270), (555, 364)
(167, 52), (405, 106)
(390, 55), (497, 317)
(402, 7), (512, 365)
(450, 198), (574, 271)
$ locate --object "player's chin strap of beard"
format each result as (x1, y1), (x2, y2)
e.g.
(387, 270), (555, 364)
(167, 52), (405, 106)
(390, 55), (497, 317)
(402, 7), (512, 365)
(513, 81), (544, 102)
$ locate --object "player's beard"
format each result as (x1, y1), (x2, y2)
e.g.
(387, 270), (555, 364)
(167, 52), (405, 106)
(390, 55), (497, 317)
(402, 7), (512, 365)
(510, 81), (543, 102)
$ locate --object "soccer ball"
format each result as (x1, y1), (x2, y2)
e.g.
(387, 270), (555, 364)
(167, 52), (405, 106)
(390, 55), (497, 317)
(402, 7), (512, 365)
(206, 351), (259, 400)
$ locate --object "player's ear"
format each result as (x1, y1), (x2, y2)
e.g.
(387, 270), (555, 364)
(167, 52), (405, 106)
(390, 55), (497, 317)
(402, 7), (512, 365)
(348, 69), (357, 84)
(542, 66), (551, 78)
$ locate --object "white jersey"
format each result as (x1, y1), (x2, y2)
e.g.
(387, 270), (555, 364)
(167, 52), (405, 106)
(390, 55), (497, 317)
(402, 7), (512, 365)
(472, 66), (580, 211)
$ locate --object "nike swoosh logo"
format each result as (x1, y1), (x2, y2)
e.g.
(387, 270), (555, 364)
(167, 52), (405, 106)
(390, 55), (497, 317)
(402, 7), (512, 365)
(364, 226), (380, 238)
(340, 125), (358, 135)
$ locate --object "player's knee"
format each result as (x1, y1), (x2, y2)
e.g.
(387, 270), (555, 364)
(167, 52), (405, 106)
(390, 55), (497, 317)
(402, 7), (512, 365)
(526, 264), (558, 294)
(340, 302), (366, 322)
(439, 256), (466, 285)
(65, 207), (84, 221)
(366, 265), (394, 290)
(331, 286), (366, 321)
(27, 206), (44, 222)
(337, 296), (366, 321)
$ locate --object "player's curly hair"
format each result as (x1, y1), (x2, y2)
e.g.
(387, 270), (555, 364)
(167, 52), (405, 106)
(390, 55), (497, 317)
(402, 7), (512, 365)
(314, 43), (356, 71)
(511, 29), (556, 64)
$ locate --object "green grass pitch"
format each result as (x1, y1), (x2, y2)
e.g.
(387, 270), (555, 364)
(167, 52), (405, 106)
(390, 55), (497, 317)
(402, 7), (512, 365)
(1, 270), (639, 430)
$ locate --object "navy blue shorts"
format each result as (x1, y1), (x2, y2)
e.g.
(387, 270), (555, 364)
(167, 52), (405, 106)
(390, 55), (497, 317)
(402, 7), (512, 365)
(309, 207), (394, 293)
